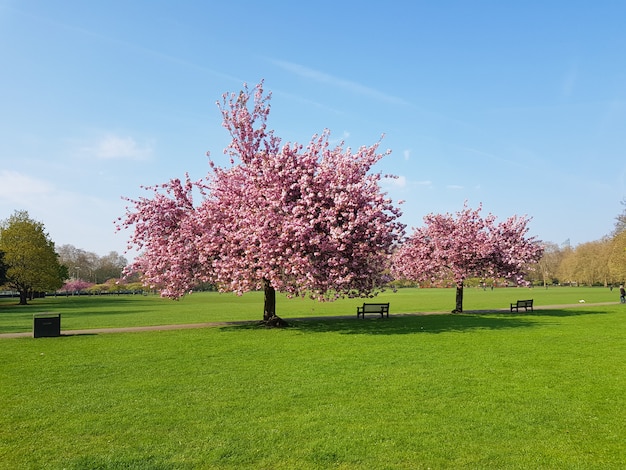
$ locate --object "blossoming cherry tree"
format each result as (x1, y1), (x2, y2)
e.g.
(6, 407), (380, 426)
(392, 203), (543, 312)
(119, 82), (404, 325)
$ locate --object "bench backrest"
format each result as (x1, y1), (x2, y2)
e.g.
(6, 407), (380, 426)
(361, 303), (389, 312)
(517, 300), (533, 306)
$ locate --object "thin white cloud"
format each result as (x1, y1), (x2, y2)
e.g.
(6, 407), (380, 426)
(82, 135), (153, 161)
(447, 184), (464, 190)
(0, 170), (130, 256)
(382, 176), (433, 192)
(382, 174), (407, 189)
(7, 4), (242, 86)
(403, 149), (411, 161)
(0, 170), (54, 204)
(270, 59), (409, 106)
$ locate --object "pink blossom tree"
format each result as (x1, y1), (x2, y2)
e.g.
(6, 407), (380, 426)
(391, 203), (543, 313)
(119, 82), (404, 325)
(61, 279), (93, 294)
(118, 176), (209, 299)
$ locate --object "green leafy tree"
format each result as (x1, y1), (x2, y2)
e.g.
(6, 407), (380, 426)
(0, 211), (65, 304)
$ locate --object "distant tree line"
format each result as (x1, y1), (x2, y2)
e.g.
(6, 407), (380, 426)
(527, 200), (626, 287)
(56, 244), (128, 285)
(48, 242), (138, 295)
(0, 210), (130, 304)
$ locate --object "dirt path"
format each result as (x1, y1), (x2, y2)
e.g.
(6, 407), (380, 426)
(0, 302), (618, 339)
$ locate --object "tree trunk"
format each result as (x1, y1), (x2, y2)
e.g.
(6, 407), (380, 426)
(453, 282), (463, 313)
(263, 278), (276, 321)
(19, 289), (28, 305)
(262, 278), (288, 327)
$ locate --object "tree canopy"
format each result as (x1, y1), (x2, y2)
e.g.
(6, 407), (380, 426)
(120, 82), (404, 323)
(0, 210), (65, 304)
(392, 203), (543, 312)
(608, 230), (626, 283)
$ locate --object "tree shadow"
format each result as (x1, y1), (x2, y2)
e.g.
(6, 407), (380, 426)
(220, 313), (537, 335)
(220, 306), (613, 335)
(524, 308), (613, 317)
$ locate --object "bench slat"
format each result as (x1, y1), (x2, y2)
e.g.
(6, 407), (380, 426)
(510, 299), (533, 312)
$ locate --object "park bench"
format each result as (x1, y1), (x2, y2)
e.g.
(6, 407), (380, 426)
(510, 299), (533, 312)
(357, 302), (390, 319)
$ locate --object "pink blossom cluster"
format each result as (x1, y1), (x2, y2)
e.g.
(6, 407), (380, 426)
(61, 279), (93, 293)
(118, 82), (405, 302)
(118, 175), (211, 297)
(391, 203), (544, 287)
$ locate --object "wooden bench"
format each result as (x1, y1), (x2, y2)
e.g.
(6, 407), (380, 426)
(510, 299), (533, 312)
(357, 302), (390, 319)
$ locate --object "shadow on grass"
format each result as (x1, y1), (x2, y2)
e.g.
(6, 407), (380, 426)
(221, 313), (537, 335)
(221, 307), (612, 335)
(525, 308), (613, 317)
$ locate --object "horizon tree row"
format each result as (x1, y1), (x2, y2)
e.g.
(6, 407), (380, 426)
(530, 221), (626, 287)
(56, 244), (128, 284)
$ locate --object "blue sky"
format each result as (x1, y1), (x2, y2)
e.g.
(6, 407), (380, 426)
(1, 1), (625, 259)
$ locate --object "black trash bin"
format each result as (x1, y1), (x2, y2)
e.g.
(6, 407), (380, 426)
(33, 313), (61, 338)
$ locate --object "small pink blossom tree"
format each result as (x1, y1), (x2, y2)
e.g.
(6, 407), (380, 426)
(391, 203), (543, 313)
(119, 82), (404, 325)
(61, 279), (93, 294)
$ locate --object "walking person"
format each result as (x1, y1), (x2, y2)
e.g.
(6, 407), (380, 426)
(620, 285), (626, 304)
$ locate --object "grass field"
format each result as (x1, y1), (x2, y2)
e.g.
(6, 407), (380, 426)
(1, 288), (625, 468)
(0, 286), (620, 334)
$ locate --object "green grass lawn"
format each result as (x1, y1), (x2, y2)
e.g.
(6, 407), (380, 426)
(0, 286), (619, 334)
(1, 288), (625, 468)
